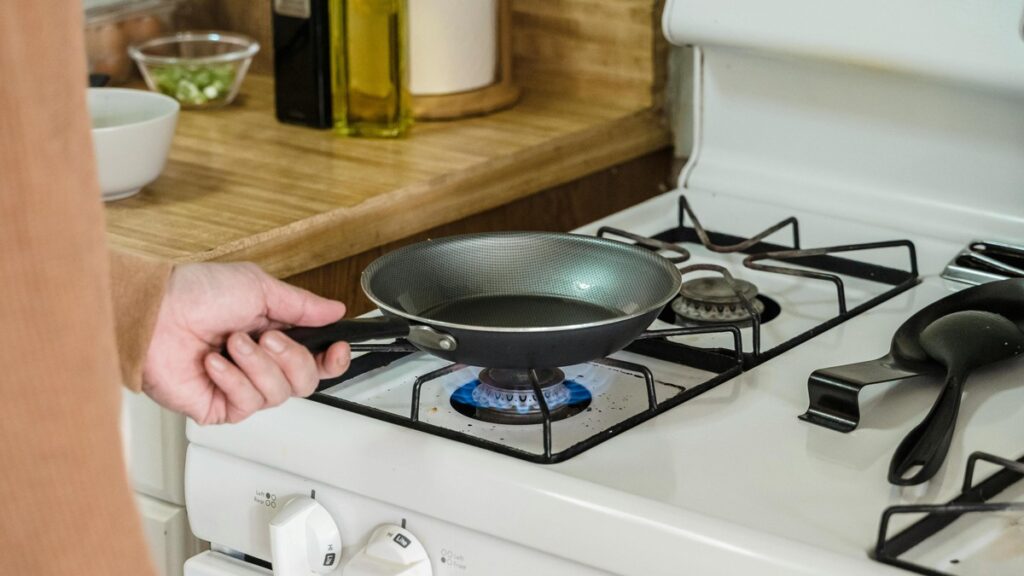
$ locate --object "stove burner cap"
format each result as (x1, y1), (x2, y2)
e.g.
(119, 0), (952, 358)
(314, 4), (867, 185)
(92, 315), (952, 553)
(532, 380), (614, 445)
(672, 276), (765, 323)
(479, 367), (564, 391)
(450, 368), (592, 425)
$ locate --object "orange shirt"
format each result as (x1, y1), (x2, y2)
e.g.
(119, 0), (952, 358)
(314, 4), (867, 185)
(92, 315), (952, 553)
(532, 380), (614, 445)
(1, 2), (170, 574)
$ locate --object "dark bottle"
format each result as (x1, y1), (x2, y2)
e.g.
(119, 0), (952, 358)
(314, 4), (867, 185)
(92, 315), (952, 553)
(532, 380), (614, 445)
(272, 0), (333, 128)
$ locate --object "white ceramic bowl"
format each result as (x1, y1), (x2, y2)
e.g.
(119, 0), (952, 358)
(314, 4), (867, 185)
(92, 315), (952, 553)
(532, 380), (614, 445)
(88, 88), (179, 201)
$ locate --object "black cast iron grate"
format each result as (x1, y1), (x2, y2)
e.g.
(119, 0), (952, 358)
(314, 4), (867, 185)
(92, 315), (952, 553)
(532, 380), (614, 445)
(310, 194), (920, 464)
(600, 195), (920, 364)
(874, 451), (1024, 576)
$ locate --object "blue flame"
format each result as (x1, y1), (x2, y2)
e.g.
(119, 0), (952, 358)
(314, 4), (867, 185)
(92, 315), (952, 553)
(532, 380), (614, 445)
(451, 380), (591, 415)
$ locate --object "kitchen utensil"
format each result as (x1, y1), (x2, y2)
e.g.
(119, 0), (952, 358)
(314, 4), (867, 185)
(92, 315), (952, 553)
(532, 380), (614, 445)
(284, 317), (457, 354)
(888, 311), (1024, 485)
(276, 232), (683, 368)
(88, 87), (179, 201)
(129, 31), (259, 109)
(801, 278), (1024, 432)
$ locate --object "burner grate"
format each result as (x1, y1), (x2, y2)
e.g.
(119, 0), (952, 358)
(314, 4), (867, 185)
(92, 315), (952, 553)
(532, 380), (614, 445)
(598, 195), (920, 365)
(318, 324), (743, 464)
(874, 451), (1024, 576)
(405, 325), (739, 461)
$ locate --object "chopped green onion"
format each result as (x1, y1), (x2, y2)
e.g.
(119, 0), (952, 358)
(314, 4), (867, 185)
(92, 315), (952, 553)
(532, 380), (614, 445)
(151, 63), (236, 106)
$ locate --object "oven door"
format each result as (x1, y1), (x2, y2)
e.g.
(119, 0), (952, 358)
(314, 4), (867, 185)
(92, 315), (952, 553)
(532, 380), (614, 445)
(185, 552), (270, 576)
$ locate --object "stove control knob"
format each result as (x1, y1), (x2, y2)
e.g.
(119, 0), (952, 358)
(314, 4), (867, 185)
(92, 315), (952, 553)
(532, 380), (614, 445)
(345, 524), (432, 576)
(269, 496), (342, 575)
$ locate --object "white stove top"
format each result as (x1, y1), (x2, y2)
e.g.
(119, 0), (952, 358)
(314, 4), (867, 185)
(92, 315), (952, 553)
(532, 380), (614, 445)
(186, 189), (1024, 576)
(550, 272), (1023, 569)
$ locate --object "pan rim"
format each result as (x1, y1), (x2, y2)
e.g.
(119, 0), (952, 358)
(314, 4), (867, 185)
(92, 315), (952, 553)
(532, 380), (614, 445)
(359, 232), (683, 334)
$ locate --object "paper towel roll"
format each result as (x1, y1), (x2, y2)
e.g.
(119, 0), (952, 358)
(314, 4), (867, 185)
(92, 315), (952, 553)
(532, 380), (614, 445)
(409, 0), (498, 96)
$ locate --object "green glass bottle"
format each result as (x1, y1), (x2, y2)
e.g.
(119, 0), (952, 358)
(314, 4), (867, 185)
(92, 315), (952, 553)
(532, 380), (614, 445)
(330, 0), (411, 137)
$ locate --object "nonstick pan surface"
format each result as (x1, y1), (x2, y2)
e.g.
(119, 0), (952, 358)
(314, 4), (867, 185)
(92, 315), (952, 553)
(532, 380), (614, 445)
(364, 232), (680, 330)
(288, 232), (683, 368)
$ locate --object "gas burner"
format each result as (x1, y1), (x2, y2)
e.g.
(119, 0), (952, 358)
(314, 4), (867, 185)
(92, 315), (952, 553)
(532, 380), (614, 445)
(450, 368), (592, 425)
(672, 277), (766, 324)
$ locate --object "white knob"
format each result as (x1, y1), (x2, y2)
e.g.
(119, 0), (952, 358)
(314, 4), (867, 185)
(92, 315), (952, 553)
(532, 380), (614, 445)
(269, 496), (342, 576)
(345, 524), (432, 576)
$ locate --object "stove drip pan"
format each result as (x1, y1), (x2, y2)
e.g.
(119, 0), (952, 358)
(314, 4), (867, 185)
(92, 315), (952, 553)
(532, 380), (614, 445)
(450, 368), (592, 425)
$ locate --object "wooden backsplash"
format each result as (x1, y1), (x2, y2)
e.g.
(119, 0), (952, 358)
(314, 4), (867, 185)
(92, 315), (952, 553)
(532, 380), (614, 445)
(180, 0), (666, 109)
(512, 0), (667, 108)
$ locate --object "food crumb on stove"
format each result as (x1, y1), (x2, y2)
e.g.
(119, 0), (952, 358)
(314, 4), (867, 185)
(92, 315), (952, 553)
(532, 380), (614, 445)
(430, 407), (438, 413)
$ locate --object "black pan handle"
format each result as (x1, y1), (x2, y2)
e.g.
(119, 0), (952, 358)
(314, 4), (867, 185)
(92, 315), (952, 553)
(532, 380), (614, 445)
(283, 317), (411, 355)
(887, 371), (966, 486)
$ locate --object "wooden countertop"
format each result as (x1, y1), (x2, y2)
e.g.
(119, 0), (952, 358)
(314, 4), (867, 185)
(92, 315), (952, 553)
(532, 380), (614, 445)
(105, 75), (671, 279)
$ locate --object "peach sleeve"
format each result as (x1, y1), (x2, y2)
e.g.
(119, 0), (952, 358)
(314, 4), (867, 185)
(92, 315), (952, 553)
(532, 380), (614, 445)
(109, 250), (174, 392)
(0, 1), (157, 574)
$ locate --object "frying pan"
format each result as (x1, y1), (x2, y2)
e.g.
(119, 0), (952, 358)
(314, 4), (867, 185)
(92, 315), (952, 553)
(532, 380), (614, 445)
(800, 278), (1024, 478)
(280, 232), (683, 369)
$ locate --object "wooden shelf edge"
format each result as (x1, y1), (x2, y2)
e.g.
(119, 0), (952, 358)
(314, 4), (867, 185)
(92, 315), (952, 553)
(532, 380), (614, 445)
(160, 108), (671, 279)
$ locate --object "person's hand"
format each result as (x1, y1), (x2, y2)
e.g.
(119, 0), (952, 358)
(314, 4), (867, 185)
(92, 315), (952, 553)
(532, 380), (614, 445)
(141, 262), (352, 425)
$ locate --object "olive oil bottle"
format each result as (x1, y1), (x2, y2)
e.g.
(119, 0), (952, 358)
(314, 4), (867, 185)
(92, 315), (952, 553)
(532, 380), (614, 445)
(330, 0), (411, 137)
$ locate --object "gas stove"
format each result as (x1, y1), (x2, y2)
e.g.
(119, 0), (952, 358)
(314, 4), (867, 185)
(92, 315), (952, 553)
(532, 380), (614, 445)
(308, 194), (919, 464)
(183, 2), (1024, 575)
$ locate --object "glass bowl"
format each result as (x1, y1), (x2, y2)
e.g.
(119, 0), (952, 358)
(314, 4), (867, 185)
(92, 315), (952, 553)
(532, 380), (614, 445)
(129, 31), (259, 109)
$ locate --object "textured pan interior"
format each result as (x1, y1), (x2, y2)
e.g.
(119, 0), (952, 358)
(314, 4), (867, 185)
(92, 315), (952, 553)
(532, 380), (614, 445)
(361, 232), (682, 332)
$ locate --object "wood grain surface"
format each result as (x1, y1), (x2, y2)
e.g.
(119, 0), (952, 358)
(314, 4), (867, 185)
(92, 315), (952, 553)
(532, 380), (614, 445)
(181, 0), (668, 107)
(512, 0), (668, 108)
(287, 149), (673, 314)
(179, 0), (272, 71)
(104, 75), (671, 278)
(118, 0), (673, 279)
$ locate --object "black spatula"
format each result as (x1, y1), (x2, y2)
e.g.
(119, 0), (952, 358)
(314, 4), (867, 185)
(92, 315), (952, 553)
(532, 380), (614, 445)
(888, 310), (1024, 485)
(802, 278), (1024, 433)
